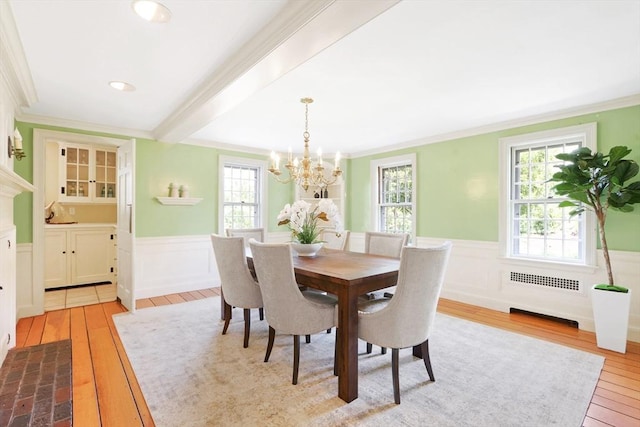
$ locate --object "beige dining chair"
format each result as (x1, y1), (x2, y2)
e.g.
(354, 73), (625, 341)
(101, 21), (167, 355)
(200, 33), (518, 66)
(210, 234), (264, 348)
(358, 241), (452, 404)
(320, 228), (350, 251)
(249, 240), (338, 385)
(225, 228), (264, 248)
(363, 231), (410, 305)
(364, 231), (409, 258)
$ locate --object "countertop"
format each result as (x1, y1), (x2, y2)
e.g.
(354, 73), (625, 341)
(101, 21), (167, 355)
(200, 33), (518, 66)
(44, 223), (116, 229)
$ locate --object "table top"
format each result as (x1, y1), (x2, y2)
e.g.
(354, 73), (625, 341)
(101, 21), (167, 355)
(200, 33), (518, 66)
(247, 247), (400, 293)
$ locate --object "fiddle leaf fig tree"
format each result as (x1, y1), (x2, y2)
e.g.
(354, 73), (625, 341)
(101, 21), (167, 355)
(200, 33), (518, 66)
(551, 146), (640, 286)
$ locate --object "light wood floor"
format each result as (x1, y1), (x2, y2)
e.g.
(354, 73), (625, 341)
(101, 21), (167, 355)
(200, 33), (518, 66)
(15, 288), (640, 427)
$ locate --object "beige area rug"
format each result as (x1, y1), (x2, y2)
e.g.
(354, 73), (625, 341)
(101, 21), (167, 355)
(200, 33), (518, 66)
(113, 298), (603, 426)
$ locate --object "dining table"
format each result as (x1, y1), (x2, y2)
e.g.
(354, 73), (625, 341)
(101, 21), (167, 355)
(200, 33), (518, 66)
(239, 247), (421, 403)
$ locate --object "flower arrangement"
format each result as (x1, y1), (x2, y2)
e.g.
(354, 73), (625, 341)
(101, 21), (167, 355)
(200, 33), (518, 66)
(277, 199), (342, 244)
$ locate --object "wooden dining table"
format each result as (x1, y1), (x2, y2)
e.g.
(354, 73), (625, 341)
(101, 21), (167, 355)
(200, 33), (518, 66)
(243, 247), (406, 403)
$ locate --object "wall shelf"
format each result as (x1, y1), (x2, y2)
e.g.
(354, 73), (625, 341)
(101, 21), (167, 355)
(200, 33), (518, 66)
(155, 197), (203, 206)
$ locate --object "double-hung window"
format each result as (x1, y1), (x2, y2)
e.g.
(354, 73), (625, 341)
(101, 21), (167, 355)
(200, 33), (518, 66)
(499, 123), (596, 265)
(371, 154), (416, 240)
(219, 156), (267, 232)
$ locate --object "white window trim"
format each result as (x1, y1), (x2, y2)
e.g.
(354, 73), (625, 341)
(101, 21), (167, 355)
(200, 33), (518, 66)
(498, 123), (597, 267)
(370, 153), (417, 242)
(218, 155), (268, 233)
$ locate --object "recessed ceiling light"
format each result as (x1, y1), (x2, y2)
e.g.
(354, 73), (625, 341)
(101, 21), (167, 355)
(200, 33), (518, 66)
(132, 0), (171, 23)
(109, 81), (136, 92)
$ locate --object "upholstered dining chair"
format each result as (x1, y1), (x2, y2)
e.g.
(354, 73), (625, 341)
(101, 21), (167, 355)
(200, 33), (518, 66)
(320, 228), (350, 251)
(363, 231), (410, 305)
(249, 240), (338, 385)
(226, 228), (264, 248)
(358, 241), (452, 404)
(210, 234), (264, 348)
(364, 231), (409, 258)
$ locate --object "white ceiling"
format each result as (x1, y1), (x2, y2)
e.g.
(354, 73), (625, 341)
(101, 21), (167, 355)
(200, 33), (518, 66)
(8, 0), (640, 157)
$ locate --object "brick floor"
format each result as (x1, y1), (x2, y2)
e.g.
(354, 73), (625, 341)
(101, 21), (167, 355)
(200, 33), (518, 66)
(0, 340), (72, 427)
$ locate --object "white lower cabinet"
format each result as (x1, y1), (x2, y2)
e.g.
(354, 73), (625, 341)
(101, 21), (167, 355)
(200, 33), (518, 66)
(45, 225), (116, 289)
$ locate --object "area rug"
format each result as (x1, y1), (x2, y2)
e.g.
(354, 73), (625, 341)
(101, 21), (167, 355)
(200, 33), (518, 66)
(113, 298), (603, 427)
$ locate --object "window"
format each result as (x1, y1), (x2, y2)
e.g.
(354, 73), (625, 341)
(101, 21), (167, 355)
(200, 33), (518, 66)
(371, 154), (416, 240)
(499, 123), (596, 265)
(218, 156), (267, 232)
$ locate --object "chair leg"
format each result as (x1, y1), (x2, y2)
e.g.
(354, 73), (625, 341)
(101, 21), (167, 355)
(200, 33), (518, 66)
(305, 335), (311, 344)
(293, 335), (300, 385)
(421, 340), (435, 381)
(259, 307), (264, 321)
(381, 347), (387, 354)
(333, 328), (339, 376)
(392, 348), (400, 404)
(222, 302), (232, 335)
(243, 309), (251, 348)
(366, 342), (372, 354)
(327, 328), (331, 334)
(264, 326), (275, 362)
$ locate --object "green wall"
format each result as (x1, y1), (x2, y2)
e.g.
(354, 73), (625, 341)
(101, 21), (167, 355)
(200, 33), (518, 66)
(348, 104), (640, 252)
(13, 104), (640, 251)
(12, 122), (293, 242)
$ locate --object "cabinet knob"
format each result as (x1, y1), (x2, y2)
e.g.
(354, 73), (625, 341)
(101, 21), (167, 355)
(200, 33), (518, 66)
(62, 251), (66, 254)
(72, 250), (75, 254)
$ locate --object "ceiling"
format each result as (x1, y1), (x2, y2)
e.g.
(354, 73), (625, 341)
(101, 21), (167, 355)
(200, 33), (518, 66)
(8, 0), (640, 157)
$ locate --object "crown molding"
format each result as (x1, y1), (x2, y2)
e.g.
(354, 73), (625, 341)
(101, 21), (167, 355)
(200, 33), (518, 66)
(16, 113), (154, 140)
(153, 0), (399, 144)
(0, 1), (37, 108)
(350, 94), (640, 158)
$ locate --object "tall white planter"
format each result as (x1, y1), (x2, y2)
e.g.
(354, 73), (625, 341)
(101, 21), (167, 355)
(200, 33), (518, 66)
(591, 285), (631, 353)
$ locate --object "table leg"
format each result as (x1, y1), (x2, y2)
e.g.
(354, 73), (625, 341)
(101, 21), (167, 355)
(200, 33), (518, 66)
(337, 289), (359, 402)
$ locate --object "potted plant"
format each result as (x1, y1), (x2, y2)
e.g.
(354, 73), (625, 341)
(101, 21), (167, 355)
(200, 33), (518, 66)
(551, 145), (640, 352)
(277, 199), (342, 257)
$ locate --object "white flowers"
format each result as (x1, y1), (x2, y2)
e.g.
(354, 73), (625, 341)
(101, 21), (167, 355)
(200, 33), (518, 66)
(277, 199), (342, 244)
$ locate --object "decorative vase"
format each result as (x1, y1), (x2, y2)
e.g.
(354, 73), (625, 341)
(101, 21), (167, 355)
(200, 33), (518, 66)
(290, 242), (323, 257)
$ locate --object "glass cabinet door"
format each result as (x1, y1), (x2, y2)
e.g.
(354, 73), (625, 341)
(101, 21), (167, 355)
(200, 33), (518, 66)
(65, 146), (90, 199)
(94, 149), (117, 200)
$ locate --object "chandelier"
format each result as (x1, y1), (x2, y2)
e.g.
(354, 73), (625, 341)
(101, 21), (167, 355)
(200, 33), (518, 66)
(268, 97), (342, 191)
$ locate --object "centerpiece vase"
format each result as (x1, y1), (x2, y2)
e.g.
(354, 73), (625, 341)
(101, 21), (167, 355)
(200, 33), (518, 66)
(290, 242), (323, 257)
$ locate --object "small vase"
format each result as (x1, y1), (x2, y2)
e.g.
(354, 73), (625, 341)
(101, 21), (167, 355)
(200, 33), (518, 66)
(290, 242), (323, 257)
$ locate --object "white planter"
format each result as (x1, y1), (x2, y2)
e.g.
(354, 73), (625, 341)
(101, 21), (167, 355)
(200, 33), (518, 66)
(591, 285), (631, 353)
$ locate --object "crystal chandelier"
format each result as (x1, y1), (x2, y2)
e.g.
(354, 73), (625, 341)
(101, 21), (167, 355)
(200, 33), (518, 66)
(268, 98), (342, 192)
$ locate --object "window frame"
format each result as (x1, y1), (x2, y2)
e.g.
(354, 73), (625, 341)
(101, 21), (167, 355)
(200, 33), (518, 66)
(218, 155), (268, 233)
(370, 153), (417, 242)
(498, 123), (597, 267)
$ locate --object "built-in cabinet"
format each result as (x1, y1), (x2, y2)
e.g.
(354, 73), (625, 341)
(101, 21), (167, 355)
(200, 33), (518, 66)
(57, 143), (116, 203)
(44, 224), (116, 289)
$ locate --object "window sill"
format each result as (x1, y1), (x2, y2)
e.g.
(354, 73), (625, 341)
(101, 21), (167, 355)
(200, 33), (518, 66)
(498, 256), (599, 274)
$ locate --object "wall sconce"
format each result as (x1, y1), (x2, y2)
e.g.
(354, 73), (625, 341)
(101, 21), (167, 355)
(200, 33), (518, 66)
(10, 128), (26, 161)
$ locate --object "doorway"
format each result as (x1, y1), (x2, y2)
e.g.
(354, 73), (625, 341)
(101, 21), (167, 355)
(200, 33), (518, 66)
(30, 129), (132, 316)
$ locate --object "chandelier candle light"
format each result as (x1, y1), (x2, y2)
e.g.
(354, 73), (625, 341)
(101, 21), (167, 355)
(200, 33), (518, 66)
(268, 98), (342, 191)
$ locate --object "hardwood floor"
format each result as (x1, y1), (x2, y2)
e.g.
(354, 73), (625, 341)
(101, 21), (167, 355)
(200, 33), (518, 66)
(14, 288), (639, 427)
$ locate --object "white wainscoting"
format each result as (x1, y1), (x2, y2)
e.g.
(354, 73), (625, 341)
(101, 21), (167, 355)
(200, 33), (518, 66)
(16, 243), (38, 318)
(352, 233), (640, 342)
(135, 232), (293, 299)
(135, 235), (219, 299)
(18, 233), (640, 343)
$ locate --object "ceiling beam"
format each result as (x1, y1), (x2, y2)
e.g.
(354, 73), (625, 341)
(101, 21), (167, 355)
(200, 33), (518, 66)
(153, 0), (399, 143)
